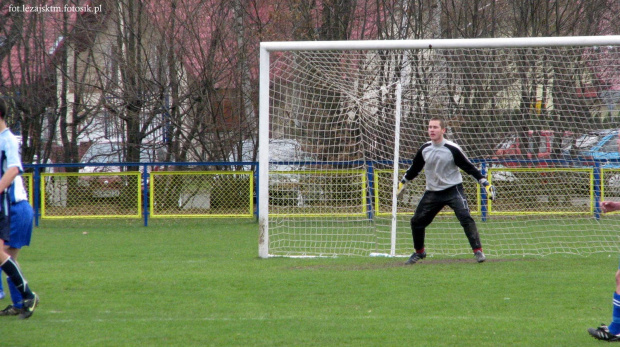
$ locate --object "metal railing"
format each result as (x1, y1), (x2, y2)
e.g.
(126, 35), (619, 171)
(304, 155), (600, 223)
(24, 162), (257, 226)
(20, 158), (618, 226)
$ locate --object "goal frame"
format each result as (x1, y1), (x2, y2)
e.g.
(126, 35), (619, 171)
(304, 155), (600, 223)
(258, 35), (620, 258)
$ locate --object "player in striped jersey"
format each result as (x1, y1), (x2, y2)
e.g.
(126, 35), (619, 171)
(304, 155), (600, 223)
(0, 174), (35, 316)
(0, 99), (38, 319)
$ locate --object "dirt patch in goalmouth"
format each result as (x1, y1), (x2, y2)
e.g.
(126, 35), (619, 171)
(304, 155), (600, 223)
(289, 257), (531, 271)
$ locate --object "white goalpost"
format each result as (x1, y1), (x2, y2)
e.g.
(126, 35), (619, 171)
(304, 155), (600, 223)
(259, 36), (620, 258)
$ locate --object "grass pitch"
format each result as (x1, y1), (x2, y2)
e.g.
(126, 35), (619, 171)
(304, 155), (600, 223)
(0, 218), (615, 346)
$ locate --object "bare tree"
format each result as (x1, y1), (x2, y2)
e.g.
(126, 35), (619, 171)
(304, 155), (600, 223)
(56, 0), (109, 168)
(0, 1), (58, 166)
(435, 0), (620, 157)
(86, 0), (170, 171)
(4, 0), (619, 171)
(160, 0), (242, 164)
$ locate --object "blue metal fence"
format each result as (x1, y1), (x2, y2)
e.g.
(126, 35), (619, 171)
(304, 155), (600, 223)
(22, 157), (614, 226)
(24, 161), (258, 227)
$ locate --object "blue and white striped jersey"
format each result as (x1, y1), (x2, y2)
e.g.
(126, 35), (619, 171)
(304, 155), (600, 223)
(0, 128), (24, 214)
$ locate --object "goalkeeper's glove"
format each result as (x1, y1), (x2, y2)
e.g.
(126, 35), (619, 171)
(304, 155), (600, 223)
(397, 180), (407, 198)
(479, 178), (496, 201)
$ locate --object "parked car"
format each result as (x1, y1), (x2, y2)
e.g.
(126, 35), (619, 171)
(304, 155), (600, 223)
(229, 138), (314, 170)
(578, 129), (620, 168)
(571, 129), (620, 195)
(80, 141), (165, 172)
(568, 129), (616, 157)
(491, 130), (577, 182)
(492, 130), (575, 167)
(229, 138), (318, 206)
(79, 141), (165, 198)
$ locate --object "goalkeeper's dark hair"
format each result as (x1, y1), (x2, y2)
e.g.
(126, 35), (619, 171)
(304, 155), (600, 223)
(429, 117), (446, 129)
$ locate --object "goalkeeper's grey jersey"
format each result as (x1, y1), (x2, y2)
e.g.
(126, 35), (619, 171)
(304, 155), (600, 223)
(402, 139), (484, 191)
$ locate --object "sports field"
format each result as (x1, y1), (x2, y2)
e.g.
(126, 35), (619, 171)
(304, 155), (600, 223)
(1, 218), (615, 346)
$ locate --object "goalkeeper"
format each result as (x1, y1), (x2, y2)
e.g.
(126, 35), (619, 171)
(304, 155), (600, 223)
(398, 118), (495, 265)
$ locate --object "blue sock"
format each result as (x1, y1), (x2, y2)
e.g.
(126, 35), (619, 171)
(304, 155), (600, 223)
(609, 292), (620, 335)
(0, 273), (4, 294)
(7, 277), (23, 309)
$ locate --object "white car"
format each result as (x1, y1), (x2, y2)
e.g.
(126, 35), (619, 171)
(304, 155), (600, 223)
(79, 141), (165, 198)
(230, 138), (317, 206)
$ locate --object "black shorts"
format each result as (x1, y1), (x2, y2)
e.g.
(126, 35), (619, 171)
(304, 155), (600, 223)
(0, 212), (10, 242)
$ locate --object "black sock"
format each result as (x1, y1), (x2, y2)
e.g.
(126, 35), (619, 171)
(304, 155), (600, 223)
(1, 257), (34, 300)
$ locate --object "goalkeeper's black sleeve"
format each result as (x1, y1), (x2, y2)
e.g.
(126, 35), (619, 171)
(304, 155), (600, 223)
(446, 143), (485, 181)
(402, 143), (428, 182)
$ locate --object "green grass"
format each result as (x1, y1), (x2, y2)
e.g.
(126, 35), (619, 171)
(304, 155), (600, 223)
(1, 218), (616, 346)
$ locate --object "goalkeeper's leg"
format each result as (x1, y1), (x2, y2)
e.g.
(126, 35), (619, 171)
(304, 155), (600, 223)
(410, 192), (445, 251)
(448, 185), (484, 260)
(406, 198), (444, 265)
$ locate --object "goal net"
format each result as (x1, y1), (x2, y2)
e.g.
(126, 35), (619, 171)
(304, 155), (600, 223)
(258, 36), (620, 258)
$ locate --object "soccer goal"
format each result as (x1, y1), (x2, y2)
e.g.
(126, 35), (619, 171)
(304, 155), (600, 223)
(258, 36), (620, 258)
